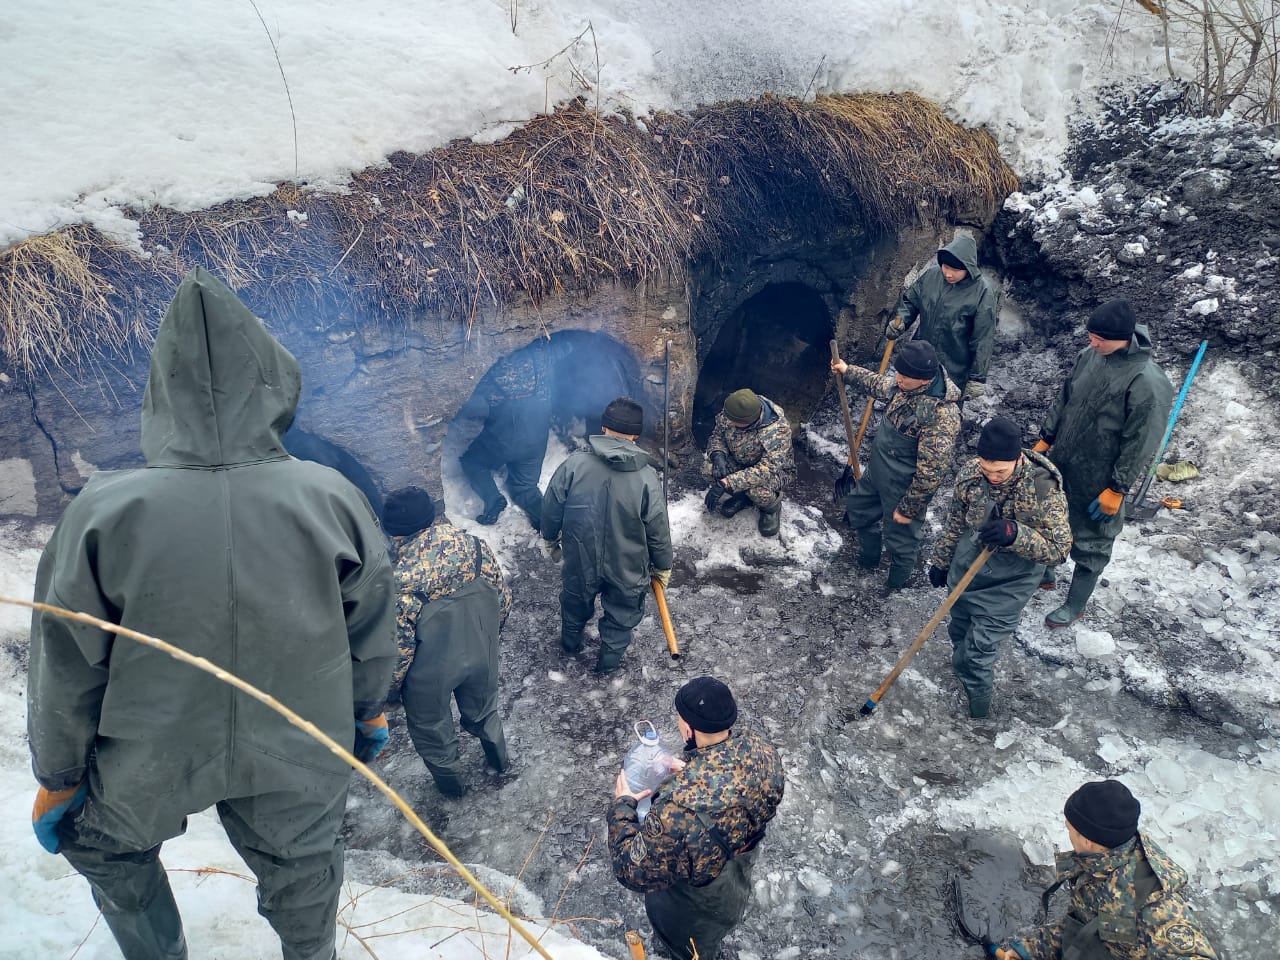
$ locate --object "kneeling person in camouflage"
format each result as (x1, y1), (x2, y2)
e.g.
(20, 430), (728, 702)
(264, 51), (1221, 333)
(704, 388), (794, 538)
(608, 677), (785, 960)
(831, 339), (961, 593)
(928, 417), (1071, 719)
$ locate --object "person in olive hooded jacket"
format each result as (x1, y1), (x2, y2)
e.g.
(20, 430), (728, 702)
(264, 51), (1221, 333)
(1036, 300), (1174, 628)
(540, 397), (673, 674)
(26, 268), (396, 960)
(888, 234), (1000, 400)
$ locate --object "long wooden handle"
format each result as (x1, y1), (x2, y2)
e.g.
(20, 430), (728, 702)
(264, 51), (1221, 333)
(652, 578), (681, 659)
(849, 340), (896, 480)
(829, 340), (858, 466)
(865, 546), (993, 707)
(626, 930), (647, 959)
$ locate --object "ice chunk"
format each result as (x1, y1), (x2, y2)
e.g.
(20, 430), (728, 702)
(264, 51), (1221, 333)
(797, 867), (832, 897)
(1076, 628), (1116, 658)
(1097, 734), (1129, 764)
(1145, 757), (1188, 794)
(994, 731), (1019, 750)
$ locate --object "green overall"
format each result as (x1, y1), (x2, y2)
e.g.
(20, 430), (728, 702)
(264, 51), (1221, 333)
(645, 844), (760, 960)
(399, 542), (508, 794)
(846, 405), (928, 579)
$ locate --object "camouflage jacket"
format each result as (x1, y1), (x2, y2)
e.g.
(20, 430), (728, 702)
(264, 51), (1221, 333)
(843, 365), (961, 518)
(931, 449), (1071, 570)
(607, 730), (785, 893)
(1004, 835), (1218, 960)
(390, 520), (511, 688)
(706, 396), (795, 494)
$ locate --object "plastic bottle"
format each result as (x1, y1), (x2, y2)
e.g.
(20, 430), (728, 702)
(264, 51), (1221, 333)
(621, 721), (675, 820)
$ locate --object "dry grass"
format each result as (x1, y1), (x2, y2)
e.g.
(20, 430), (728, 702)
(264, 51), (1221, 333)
(0, 92), (1017, 377)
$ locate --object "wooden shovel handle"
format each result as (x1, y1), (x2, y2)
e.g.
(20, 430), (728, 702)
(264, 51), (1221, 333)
(652, 579), (681, 659)
(829, 340), (858, 466)
(626, 930), (647, 960)
(850, 340), (896, 478)
(865, 546), (993, 707)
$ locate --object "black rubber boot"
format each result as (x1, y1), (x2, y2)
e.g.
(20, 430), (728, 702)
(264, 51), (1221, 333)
(857, 530), (882, 569)
(560, 622), (584, 654)
(1045, 568), (1101, 628)
(967, 694), (992, 719)
(433, 771), (468, 798)
(98, 879), (189, 960)
(482, 740), (510, 774)
(476, 495), (507, 525)
(757, 500), (782, 538)
(719, 491), (753, 518)
(884, 558), (914, 593)
(1039, 566), (1057, 590)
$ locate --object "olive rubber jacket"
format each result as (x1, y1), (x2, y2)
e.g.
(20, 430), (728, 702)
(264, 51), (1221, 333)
(895, 235), (999, 389)
(541, 435), (673, 595)
(1040, 325), (1175, 500)
(26, 268), (396, 848)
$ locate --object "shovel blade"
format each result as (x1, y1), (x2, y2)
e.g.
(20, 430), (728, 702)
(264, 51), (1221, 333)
(1129, 501), (1161, 521)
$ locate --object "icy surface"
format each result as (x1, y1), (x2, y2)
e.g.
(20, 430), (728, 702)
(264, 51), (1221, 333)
(0, 0), (1177, 248)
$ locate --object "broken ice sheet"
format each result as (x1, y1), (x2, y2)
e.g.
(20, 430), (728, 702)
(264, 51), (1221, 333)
(1096, 733), (1130, 764)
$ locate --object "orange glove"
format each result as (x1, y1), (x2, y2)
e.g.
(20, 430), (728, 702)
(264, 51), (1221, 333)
(1088, 488), (1125, 522)
(1033, 439), (1051, 453)
(33, 782), (87, 853)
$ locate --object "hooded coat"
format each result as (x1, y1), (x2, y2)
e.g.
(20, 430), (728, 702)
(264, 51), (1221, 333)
(27, 268), (396, 850)
(895, 235), (999, 390)
(1039, 324), (1174, 573)
(540, 434), (673, 598)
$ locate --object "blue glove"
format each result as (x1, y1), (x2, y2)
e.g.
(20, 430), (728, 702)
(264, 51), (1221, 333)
(32, 782), (88, 853)
(1088, 488), (1124, 523)
(354, 714), (390, 763)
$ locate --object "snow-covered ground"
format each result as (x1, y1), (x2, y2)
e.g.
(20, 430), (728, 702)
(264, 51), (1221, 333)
(0, 0), (1178, 250)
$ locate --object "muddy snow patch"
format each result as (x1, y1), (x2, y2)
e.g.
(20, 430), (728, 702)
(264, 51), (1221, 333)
(669, 490), (841, 587)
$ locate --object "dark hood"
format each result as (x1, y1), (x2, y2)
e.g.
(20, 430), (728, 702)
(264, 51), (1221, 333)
(141, 267), (300, 468)
(940, 235), (982, 280)
(1117, 323), (1155, 362)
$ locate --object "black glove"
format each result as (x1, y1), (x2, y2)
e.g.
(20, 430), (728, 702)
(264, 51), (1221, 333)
(979, 518), (1018, 548)
(710, 452), (731, 481)
(705, 485), (725, 512)
(928, 566), (948, 588)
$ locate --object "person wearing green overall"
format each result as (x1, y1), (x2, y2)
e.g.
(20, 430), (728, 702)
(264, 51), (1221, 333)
(831, 339), (961, 593)
(928, 417), (1072, 718)
(997, 780), (1218, 960)
(1035, 300), (1174, 628)
(27, 268), (397, 960)
(384, 487), (512, 798)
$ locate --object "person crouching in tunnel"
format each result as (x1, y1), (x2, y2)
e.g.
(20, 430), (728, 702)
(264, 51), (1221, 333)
(995, 780), (1218, 960)
(704, 388), (794, 538)
(830, 340), (961, 593)
(927, 417), (1071, 719)
(540, 397), (673, 674)
(27, 267), (396, 960)
(1035, 300), (1174, 628)
(608, 677), (785, 960)
(886, 234), (999, 403)
(383, 487), (512, 797)
(458, 341), (561, 529)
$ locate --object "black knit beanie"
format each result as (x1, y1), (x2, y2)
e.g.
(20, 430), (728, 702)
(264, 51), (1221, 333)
(675, 676), (738, 733)
(382, 486), (437, 537)
(894, 340), (940, 381)
(976, 417), (1023, 461)
(1086, 299), (1137, 341)
(1065, 780), (1141, 849)
(601, 397), (644, 436)
(937, 248), (967, 271)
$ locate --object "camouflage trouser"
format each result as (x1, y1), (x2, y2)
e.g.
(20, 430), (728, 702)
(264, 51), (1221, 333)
(701, 459), (782, 507)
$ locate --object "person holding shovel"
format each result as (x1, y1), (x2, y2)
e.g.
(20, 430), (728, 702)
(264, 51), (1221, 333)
(887, 234), (999, 401)
(704, 388), (794, 538)
(1035, 300), (1174, 628)
(830, 339), (961, 593)
(928, 417), (1071, 719)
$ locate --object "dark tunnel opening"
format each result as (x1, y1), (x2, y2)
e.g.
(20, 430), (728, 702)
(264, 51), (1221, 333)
(692, 282), (834, 446)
